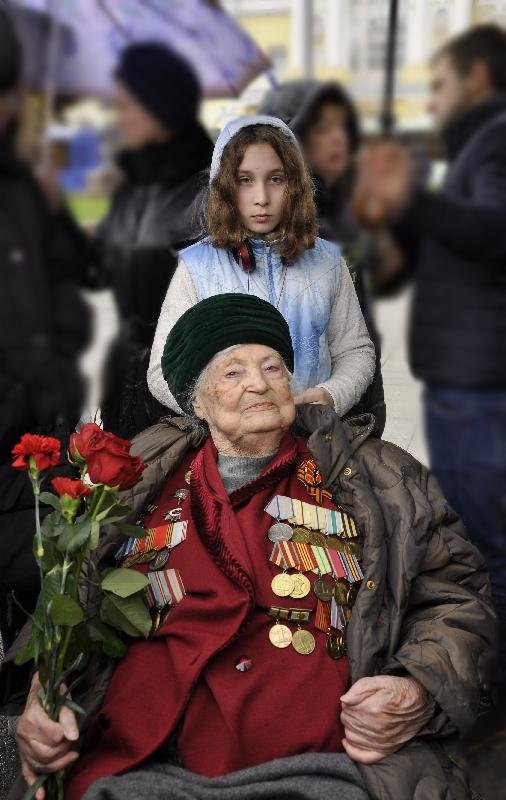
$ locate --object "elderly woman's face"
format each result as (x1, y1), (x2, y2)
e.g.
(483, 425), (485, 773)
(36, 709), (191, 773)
(193, 344), (295, 447)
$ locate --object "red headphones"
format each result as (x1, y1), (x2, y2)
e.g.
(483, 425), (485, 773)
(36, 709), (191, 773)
(232, 242), (256, 273)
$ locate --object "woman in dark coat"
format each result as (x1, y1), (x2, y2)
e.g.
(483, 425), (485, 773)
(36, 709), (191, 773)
(89, 43), (214, 439)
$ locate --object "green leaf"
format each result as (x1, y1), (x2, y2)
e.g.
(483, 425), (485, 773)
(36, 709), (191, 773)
(63, 698), (86, 716)
(38, 492), (61, 511)
(87, 617), (127, 658)
(41, 511), (66, 539)
(100, 593), (152, 638)
(56, 520), (91, 554)
(119, 523), (148, 539)
(101, 568), (148, 598)
(49, 595), (84, 627)
(14, 636), (36, 666)
(43, 566), (64, 602)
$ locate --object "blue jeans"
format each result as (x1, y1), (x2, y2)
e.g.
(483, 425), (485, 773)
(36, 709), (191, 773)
(425, 387), (506, 688)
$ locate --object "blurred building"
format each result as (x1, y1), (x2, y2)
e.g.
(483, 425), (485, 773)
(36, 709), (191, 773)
(202, 0), (506, 131)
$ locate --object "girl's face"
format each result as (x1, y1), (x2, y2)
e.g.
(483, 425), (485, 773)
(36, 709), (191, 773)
(235, 143), (287, 235)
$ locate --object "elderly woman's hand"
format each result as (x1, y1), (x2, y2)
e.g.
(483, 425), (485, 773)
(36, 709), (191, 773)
(340, 675), (435, 764)
(16, 673), (80, 800)
(294, 387), (334, 407)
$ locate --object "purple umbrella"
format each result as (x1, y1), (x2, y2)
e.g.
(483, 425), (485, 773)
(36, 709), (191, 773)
(8, 0), (270, 98)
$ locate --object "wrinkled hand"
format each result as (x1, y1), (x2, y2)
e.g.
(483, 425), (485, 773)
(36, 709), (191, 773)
(17, 673), (80, 800)
(351, 142), (414, 227)
(294, 387), (334, 408)
(340, 675), (435, 764)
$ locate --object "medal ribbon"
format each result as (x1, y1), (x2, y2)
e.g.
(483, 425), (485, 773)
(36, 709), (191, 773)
(330, 597), (347, 631)
(116, 521), (188, 562)
(315, 599), (331, 633)
(292, 541), (319, 571)
(146, 568), (186, 609)
(269, 541), (300, 570)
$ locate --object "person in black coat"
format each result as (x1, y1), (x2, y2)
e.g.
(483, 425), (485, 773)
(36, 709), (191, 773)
(258, 81), (385, 434)
(355, 25), (506, 701)
(0, 10), (91, 649)
(87, 43), (214, 440)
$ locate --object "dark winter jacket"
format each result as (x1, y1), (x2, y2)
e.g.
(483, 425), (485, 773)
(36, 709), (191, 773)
(1, 406), (496, 800)
(89, 124), (213, 438)
(0, 139), (91, 648)
(395, 94), (506, 388)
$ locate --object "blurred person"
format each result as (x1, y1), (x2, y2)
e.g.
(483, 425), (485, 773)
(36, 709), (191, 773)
(147, 116), (375, 421)
(353, 25), (506, 701)
(258, 82), (385, 434)
(84, 43), (214, 439)
(0, 10), (91, 647)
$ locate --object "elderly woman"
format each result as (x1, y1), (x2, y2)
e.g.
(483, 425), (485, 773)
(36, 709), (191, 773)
(6, 295), (495, 800)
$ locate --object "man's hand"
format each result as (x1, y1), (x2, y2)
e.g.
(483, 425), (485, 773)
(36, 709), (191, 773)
(351, 142), (415, 227)
(294, 387), (334, 408)
(340, 675), (435, 764)
(16, 673), (80, 800)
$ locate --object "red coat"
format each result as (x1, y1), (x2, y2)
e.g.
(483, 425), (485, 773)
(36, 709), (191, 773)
(66, 433), (350, 799)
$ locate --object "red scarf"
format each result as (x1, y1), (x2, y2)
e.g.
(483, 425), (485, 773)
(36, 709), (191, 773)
(66, 433), (350, 798)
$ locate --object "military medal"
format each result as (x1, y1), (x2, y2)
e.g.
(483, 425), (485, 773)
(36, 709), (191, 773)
(145, 568), (186, 609)
(268, 521), (293, 543)
(326, 631), (347, 659)
(271, 572), (295, 597)
(291, 626), (316, 655)
(296, 458), (332, 504)
(149, 547), (171, 570)
(314, 576), (335, 601)
(289, 572), (311, 599)
(269, 620), (293, 648)
(174, 488), (189, 501)
(333, 577), (350, 605)
(269, 541), (300, 570)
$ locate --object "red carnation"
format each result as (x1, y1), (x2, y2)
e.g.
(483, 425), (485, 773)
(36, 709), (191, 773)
(12, 434), (61, 471)
(51, 477), (92, 499)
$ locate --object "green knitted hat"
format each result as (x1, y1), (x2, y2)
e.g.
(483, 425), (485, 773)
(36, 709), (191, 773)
(161, 293), (294, 414)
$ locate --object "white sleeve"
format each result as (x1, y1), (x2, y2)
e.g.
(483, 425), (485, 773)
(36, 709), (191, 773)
(147, 258), (198, 413)
(317, 258), (376, 417)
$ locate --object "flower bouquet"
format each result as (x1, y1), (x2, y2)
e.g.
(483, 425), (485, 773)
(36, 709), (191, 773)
(11, 424), (153, 799)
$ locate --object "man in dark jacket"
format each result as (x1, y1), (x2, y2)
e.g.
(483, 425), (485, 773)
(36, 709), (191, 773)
(355, 24), (506, 694)
(0, 10), (91, 648)
(85, 43), (214, 440)
(259, 81), (385, 435)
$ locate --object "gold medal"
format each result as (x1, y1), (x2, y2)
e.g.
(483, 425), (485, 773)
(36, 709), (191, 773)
(292, 627), (316, 655)
(308, 531), (327, 548)
(290, 573), (311, 599)
(345, 581), (361, 607)
(291, 526), (311, 544)
(271, 572), (295, 597)
(269, 621), (293, 648)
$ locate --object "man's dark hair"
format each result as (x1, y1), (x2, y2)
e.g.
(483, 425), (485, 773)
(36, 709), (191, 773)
(435, 24), (506, 91)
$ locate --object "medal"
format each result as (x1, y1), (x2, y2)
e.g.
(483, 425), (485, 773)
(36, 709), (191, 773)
(174, 488), (189, 501)
(145, 568), (185, 609)
(346, 581), (361, 606)
(326, 631), (347, 659)
(164, 507), (182, 522)
(269, 541), (300, 570)
(269, 620), (292, 648)
(333, 577), (350, 606)
(268, 522), (293, 543)
(265, 495), (295, 520)
(289, 573), (311, 599)
(271, 572), (295, 597)
(308, 531), (327, 548)
(315, 599), (331, 633)
(313, 576), (335, 601)
(296, 458), (332, 504)
(291, 627), (316, 655)
(291, 526), (311, 544)
(292, 541), (319, 571)
(149, 546), (171, 570)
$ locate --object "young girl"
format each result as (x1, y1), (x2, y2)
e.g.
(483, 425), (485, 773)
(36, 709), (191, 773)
(148, 115), (374, 416)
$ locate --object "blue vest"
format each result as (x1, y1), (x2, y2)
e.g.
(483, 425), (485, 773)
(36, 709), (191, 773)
(180, 236), (341, 394)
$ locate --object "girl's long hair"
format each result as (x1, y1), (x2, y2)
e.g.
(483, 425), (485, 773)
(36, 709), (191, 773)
(207, 124), (318, 262)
